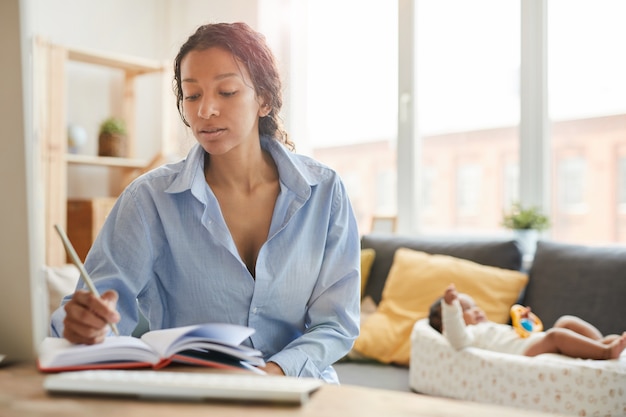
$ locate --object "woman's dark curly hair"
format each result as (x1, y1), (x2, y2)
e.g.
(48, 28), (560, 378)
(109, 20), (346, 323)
(173, 22), (293, 151)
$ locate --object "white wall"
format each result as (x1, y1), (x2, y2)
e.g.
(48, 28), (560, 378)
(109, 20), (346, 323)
(0, 0), (47, 362)
(164, 0), (260, 57)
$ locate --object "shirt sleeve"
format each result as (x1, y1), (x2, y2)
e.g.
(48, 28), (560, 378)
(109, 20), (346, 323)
(441, 299), (475, 350)
(50, 187), (154, 337)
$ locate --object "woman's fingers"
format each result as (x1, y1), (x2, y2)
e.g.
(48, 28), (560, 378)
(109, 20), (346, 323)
(62, 289), (120, 344)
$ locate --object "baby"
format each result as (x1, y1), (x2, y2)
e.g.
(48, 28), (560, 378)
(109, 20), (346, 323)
(428, 283), (626, 360)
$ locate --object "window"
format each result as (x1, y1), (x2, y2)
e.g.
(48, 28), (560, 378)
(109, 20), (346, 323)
(279, 0), (626, 243)
(301, 0), (398, 234)
(413, 0), (520, 234)
(618, 154), (626, 241)
(502, 159), (519, 210)
(456, 164), (482, 218)
(619, 156), (626, 210)
(549, 0), (626, 243)
(556, 155), (587, 213)
(421, 166), (436, 214)
(375, 169), (396, 215)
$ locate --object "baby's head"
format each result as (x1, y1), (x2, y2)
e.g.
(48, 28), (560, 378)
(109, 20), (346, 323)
(457, 293), (488, 325)
(428, 292), (488, 333)
(428, 297), (444, 333)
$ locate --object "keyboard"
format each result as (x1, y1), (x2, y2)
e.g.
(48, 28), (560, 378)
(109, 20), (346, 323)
(44, 369), (324, 405)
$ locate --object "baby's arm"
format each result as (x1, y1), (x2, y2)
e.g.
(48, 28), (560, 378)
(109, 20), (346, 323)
(441, 284), (475, 350)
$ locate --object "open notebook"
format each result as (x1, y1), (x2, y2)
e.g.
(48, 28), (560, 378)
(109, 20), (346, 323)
(38, 323), (264, 373)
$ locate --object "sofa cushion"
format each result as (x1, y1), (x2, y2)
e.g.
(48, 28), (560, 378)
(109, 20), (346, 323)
(45, 265), (79, 317)
(361, 234), (523, 304)
(353, 248), (528, 365)
(524, 240), (626, 336)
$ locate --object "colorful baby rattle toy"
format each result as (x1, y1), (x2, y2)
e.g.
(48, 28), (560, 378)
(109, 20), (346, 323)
(510, 304), (543, 338)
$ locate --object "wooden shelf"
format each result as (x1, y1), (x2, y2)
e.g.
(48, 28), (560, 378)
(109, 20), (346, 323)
(37, 38), (171, 266)
(67, 46), (163, 75)
(66, 153), (147, 169)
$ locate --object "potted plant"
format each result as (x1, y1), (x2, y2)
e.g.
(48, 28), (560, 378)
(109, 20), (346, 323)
(502, 201), (550, 259)
(502, 202), (550, 231)
(98, 117), (127, 157)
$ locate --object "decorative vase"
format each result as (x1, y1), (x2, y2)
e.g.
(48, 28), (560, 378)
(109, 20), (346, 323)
(514, 229), (539, 261)
(67, 125), (87, 154)
(98, 132), (126, 157)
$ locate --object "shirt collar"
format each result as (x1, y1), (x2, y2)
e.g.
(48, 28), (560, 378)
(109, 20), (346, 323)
(164, 136), (325, 200)
(164, 143), (205, 195)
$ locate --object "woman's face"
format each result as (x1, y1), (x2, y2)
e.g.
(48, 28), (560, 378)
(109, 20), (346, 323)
(179, 47), (268, 155)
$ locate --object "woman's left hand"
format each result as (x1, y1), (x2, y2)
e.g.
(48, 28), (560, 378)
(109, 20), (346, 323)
(261, 361), (285, 376)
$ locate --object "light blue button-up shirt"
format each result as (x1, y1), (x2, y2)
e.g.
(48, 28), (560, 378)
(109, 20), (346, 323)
(51, 136), (361, 382)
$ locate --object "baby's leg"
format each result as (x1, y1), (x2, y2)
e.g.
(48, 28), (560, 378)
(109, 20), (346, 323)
(525, 329), (626, 360)
(553, 315), (603, 340)
(610, 333), (626, 359)
(601, 334), (621, 344)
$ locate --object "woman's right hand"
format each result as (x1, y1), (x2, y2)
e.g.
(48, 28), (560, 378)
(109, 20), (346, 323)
(62, 289), (120, 345)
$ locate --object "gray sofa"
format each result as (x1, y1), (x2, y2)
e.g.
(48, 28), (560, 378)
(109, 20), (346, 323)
(334, 233), (626, 391)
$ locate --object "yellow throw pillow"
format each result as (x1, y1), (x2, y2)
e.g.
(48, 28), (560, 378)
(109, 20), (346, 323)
(353, 247), (528, 365)
(345, 295), (379, 361)
(360, 248), (376, 298)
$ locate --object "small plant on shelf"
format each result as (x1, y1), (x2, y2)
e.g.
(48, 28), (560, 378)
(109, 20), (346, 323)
(501, 202), (550, 231)
(98, 117), (127, 157)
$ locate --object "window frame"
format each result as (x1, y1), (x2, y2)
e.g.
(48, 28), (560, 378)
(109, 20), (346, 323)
(397, 0), (548, 234)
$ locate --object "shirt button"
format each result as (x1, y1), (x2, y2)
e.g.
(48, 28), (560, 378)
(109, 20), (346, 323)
(252, 307), (258, 314)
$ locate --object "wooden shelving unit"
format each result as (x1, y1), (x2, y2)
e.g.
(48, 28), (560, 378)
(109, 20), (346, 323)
(36, 38), (170, 266)
(65, 153), (148, 169)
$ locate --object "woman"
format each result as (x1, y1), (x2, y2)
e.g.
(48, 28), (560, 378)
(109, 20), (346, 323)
(50, 22), (361, 382)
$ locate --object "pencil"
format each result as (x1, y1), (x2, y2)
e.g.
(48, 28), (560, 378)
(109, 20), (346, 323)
(53, 224), (120, 336)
